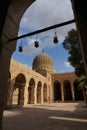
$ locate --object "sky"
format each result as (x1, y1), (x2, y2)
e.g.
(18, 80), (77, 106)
(12, 0), (76, 73)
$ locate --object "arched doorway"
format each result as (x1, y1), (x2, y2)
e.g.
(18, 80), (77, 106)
(63, 80), (72, 101)
(37, 81), (42, 103)
(54, 80), (61, 102)
(74, 80), (84, 101)
(43, 83), (47, 103)
(28, 78), (35, 104)
(12, 73), (26, 106)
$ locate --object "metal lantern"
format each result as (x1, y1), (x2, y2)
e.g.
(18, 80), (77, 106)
(53, 36), (58, 44)
(19, 45), (23, 52)
(18, 41), (23, 52)
(34, 35), (39, 48)
(53, 29), (58, 44)
(34, 40), (39, 48)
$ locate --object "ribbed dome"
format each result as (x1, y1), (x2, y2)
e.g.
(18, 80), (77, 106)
(32, 53), (55, 76)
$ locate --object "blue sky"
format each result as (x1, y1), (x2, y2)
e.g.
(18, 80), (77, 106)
(12, 0), (76, 73)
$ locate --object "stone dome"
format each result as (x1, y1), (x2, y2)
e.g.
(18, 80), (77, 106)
(32, 53), (56, 76)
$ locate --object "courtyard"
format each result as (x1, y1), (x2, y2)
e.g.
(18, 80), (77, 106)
(3, 102), (87, 130)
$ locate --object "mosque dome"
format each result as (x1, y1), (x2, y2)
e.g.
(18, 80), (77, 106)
(32, 53), (56, 76)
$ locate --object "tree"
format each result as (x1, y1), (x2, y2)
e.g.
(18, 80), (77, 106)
(63, 29), (86, 77)
(78, 76), (87, 106)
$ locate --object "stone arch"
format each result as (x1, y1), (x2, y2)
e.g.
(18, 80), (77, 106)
(73, 79), (84, 101)
(53, 80), (61, 102)
(37, 81), (42, 103)
(43, 83), (47, 103)
(1, 0), (35, 38)
(1, 1), (87, 130)
(12, 73), (26, 106)
(63, 80), (72, 101)
(28, 78), (35, 104)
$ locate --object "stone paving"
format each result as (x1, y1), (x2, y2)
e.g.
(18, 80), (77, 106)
(3, 102), (87, 130)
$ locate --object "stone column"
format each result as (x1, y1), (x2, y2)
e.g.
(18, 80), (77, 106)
(34, 85), (37, 104)
(18, 85), (25, 106)
(50, 85), (53, 103)
(0, 2), (12, 129)
(4, 79), (11, 109)
(24, 84), (28, 105)
(46, 86), (48, 103)
(0, 46), (13, 130)
(19, 85), (25, 106)
(48, 85), (50, 103)
(6, 79), (14, 108)
(71, 82), (75, 102)
(41, 85), (43, 104)
(71, 0), (87, 75)
(61, 82), (64, 102)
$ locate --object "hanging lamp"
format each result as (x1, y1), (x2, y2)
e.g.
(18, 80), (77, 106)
(53, 29), (58, 44)
(34, 35), (39, 48)
(18, 40), (23, 52)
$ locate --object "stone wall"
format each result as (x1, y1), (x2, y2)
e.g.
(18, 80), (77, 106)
(5, 58), (84, 108)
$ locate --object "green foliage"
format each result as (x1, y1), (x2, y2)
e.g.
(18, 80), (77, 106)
(78, 76), (87, 90)
(63, 29), (86, 77)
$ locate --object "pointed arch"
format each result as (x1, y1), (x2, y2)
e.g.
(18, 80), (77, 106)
(28, 78), (35, 104)
(63, 80), (72, 101)
(53, 80), (61, 102)
(12, 73), (26, 106)
(37, 81), (42, 103)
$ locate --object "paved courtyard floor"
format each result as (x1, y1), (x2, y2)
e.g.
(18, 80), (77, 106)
(3, 102), (87, 130)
